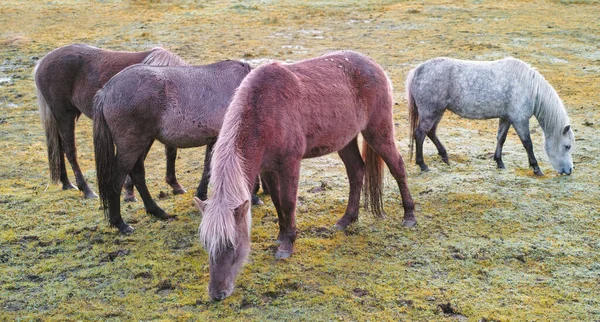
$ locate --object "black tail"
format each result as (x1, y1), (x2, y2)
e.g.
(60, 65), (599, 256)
(93, 92), (116, 223)
(406, 68), (418, 162)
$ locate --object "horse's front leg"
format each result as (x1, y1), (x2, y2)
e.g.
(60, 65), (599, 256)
(269, 162), (300, 260)
(335, 138), (365, 229)
(513, 120), (543, 176)
(165, 146), (186, 195)
(494, 118), (511, 169)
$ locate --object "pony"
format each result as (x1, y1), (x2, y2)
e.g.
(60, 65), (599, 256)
(34, 43), (186, 200)
(93, 60), (252, 233)
(195, 51), (416, 300)
(406, 57), (574, 175)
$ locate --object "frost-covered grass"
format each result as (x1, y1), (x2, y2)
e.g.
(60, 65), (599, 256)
(1, 0), (599, 320)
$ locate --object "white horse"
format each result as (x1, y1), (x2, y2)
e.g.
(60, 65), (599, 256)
(406, 57), (574, 175)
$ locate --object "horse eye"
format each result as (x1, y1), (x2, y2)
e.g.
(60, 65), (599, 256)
(565, 145), (571, 150)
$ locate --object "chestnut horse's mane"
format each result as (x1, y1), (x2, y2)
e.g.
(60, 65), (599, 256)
(199, 71), (256, 260)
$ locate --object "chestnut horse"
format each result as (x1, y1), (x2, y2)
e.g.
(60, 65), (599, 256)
(34, 44), (186, 200)
(195, 51), (416, 300)
(94, 61), (252, 233)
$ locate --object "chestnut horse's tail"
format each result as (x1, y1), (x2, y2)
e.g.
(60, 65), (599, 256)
(92, 92), (115, 222)
(362, 140), (385, 218)
(406, 68), (418, 162)
(34, 62), (62, 183)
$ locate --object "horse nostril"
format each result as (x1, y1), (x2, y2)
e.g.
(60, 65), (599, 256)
(218, 292), (227, 300)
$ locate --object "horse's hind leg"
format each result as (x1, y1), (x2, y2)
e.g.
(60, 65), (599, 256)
(427, 119), (449, 164)
(493, 118), (511, 169)
(196, 140), (215, 201)
(363, 125), (416, 226)
(57, 141), (76, 190)
(334, 137), (365, 229)
(129, 142), (176, 220)
(165, 146), (186, 195)
(123, 176), (137, 202)
(57, 110), (97, 198)
(512, 119), (543, 176)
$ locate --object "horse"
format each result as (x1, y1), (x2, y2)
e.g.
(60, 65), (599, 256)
(34, 43), (186, 200)
(194, 51), (416, 301)
(93, 60), (253, 233)
(406, 57), (574, 175)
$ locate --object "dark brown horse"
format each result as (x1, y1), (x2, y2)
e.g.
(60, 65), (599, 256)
(94, 61), (252, 233)
(195, 51), (416, 300)
(34, 44), (186, 200)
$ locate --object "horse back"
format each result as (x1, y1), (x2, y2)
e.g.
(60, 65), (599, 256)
(36, 44), (154, 117)
(100, 62), (250, 148)
(240, 51), (392, 159)
(410, 57), (531, 120)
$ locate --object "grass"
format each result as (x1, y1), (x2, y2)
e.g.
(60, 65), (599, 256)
(1, 0), (600, 320)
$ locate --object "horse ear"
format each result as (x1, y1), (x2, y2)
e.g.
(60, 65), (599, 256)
(194, 197), (207, 213)
(562, 125), (571, 135)
(234, 200), (250, 221)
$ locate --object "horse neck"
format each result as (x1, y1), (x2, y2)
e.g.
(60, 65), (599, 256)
(532, 78), (569, 137)
(209, 122), (262, 206)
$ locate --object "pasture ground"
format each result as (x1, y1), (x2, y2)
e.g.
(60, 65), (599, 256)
(1, 0), (599, 320)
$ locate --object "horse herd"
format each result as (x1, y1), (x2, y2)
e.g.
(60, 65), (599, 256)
(33, 44), (574, 301)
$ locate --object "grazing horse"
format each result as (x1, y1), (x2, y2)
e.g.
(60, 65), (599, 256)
(406, 57), (574, 175)
(195, 51), (416, 301)
(93, 61), (252, 233)
(34, 44), (186, 200)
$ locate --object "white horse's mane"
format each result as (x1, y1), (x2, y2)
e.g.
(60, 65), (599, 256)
(505, 58), (570, 135)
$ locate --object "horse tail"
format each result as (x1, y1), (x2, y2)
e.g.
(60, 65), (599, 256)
(92, 92), (115, 222)
(362, 140), (385, 218)
(34, 62), (62, 183)
(142, 47), (187, 66)
(406, 68), (418, 162)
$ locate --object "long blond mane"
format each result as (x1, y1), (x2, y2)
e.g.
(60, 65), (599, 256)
(198, 73), (256, 259)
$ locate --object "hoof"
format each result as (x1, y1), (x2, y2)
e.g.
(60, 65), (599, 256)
(419, 165), (430, 172)
(117, 222), (134, 234)
(402, 218), (417, 227)
(123, 195), (138, 202)
(84, 191), (99, 199)
(333, 223), (345, 230)
(334, 217), (355, 230)
(251, 195), (264, 206)
(441, 157), (450, 165)
(533, 169), (544, 176)
(275, 249), (292, 260)
(62, 183), (77, 190)
(172, 187), (187, 195)
(497, 163), (506, 169)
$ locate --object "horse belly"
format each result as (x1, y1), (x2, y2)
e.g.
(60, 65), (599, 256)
(302, 124), (359, 158)
(157, 118), (219, 148)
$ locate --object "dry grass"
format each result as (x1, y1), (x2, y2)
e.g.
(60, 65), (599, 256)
(1, 0), (599, 320)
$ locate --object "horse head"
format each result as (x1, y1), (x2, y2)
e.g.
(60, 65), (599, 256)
(545, 125), (574, 175)
(196, 197), (251, 301)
